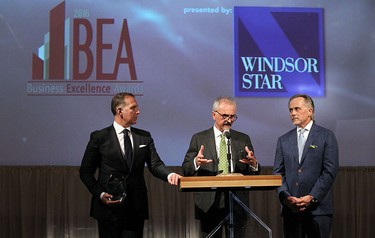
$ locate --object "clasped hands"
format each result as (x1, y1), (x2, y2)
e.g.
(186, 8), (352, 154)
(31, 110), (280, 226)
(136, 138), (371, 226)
(195, 145), (257, 167)
(284, 195), (314, 213)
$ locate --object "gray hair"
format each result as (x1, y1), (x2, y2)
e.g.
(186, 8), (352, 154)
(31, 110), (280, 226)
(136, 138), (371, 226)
(212, 96), (237, 112)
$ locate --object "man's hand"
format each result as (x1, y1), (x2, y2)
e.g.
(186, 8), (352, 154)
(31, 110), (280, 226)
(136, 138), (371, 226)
(101, 193), (122, 206)
(239, 146), (258, 167)
(167, 173), (182, 186)
(195, 145), (213, 166)
(283, 196), (302, 213)
(284, 195), (314, 212)
(297, 195), (314, 211)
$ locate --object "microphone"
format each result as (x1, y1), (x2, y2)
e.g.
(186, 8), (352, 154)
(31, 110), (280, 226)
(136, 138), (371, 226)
(223, 129), (232, 173)
(223, 130), (231, 139)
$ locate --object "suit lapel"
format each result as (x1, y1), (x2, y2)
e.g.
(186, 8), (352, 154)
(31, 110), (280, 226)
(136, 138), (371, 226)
(109, 126), (124, 160)
(300, 123), (318, 164)
(287, 130), (299, 163)
(109, 125), (131, 171)
(229, 132), (238, 164)
(127, 127), (139, 171)
(205, 129), (218, 163)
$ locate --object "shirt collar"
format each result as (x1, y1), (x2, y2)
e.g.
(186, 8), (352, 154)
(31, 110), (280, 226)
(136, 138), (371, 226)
(297, 120), (313, 132)
(113, 121), (131, 134)
(213, 125), (226, 138)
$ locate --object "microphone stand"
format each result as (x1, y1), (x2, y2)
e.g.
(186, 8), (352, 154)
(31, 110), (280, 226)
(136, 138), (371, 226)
(208, 131), (272, 238)
(227, 137), (234, 238)
(226, 138), (233, 173)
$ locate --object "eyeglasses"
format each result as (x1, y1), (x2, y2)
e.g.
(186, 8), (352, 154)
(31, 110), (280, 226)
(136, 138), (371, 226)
(215, 111), (238, 121)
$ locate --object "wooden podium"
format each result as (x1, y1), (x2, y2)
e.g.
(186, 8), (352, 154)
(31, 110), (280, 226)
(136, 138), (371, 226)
(179, 174), (281, 191)
(179, 174), (281, 238)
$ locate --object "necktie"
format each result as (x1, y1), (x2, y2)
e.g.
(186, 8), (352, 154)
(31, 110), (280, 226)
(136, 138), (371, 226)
(218, 134), (228, 174)
(298, 128), (307, 163)
(123, 129), (133, 165)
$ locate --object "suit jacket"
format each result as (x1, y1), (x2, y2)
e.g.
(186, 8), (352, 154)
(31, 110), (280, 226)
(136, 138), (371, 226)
(182, 127), (260, 216)
(80, 125), (171, 221)
(273, 122), (339, 216)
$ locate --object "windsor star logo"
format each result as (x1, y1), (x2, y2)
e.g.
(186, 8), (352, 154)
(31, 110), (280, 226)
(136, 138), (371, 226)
(29, 1), (143, 96)
(234, 7), (325, 97)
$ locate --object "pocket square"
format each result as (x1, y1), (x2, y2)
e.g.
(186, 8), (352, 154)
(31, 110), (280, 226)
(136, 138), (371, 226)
(139, 145), (146, 148)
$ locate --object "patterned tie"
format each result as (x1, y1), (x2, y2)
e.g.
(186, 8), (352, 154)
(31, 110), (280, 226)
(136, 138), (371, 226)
(298, 128), (307, 163)
(123, 129), (133, 165)
(218, 134), (228, 174)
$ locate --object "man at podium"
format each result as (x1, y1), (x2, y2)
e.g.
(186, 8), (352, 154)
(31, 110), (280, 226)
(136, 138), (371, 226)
(182, 96), (261, 238)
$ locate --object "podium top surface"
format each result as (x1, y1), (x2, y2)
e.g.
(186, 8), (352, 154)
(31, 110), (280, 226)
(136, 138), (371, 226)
(179, 174), (282, 192)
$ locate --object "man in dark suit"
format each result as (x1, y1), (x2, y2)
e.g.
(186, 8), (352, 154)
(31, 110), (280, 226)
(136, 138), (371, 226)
(273, 94), (339, 238)
(182, 96), (260, 238)
(80, 92), (181, 238)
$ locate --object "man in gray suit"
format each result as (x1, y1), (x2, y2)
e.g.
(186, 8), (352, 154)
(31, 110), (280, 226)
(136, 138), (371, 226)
(182, 96), (260, 238)
(273, 94), (339, 238)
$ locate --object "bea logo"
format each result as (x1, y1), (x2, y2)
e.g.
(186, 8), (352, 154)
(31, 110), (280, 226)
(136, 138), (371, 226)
(32, 1), (136, 81)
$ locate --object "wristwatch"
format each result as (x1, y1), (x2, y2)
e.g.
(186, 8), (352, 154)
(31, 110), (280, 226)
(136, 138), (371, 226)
(311, 197), (319, 204)
(309, 196), (319, 209)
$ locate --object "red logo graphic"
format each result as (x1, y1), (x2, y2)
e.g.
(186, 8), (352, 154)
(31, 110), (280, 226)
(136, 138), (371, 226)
(30, 1), (142, 96)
